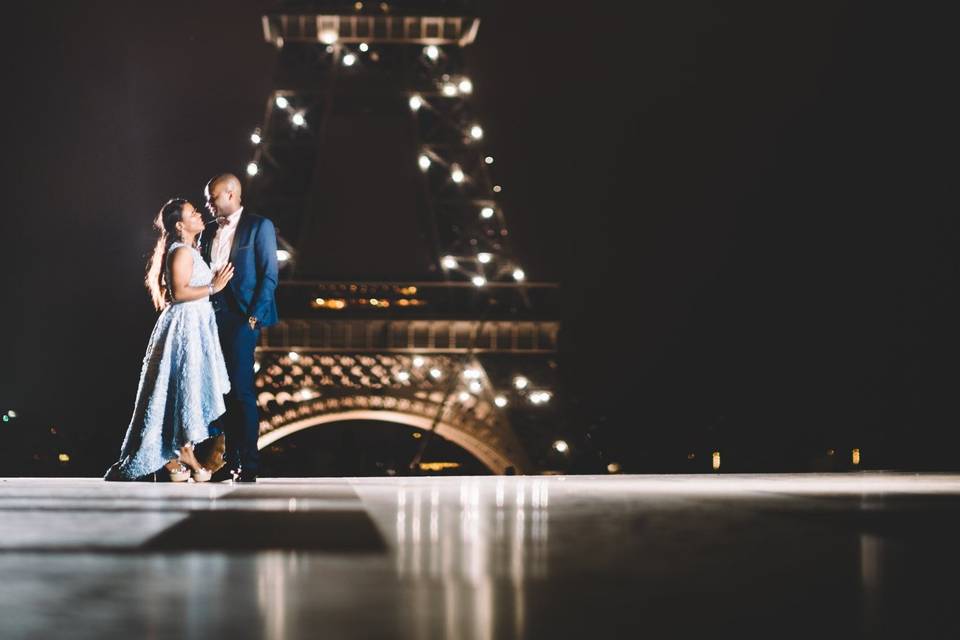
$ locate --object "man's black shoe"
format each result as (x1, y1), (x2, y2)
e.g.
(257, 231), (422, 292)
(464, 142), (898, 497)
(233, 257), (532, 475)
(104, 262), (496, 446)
(210, 466), (240, 483)
(236, 471), (258, 483)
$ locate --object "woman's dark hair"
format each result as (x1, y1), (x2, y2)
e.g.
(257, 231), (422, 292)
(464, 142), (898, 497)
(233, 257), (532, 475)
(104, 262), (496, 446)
(145, 198), (190, 311)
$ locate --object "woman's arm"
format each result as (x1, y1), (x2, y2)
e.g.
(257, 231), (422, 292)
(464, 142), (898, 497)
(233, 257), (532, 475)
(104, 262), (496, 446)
(168, 247), (234, 302)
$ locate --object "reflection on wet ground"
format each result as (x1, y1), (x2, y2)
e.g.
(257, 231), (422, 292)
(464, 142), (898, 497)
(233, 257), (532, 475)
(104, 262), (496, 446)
(1, 474), (958, 638)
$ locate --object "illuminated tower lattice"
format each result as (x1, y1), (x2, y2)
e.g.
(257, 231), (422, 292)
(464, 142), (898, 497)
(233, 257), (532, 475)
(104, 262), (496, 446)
(245, 1), (561, 474)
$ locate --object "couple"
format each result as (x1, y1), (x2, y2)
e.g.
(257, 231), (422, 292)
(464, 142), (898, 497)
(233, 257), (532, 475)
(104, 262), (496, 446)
(104, 173), (278, 483)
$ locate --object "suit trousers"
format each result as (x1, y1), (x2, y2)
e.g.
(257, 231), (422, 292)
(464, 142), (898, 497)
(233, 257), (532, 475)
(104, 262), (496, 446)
(213, 305), (261, 474)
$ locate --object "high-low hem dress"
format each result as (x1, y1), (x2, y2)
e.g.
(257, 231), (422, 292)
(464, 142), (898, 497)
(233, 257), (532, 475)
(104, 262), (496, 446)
(105, 242), (231, 480)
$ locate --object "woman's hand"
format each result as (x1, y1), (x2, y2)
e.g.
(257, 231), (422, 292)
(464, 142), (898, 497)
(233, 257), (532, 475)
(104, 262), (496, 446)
(211, 263), (235, 294)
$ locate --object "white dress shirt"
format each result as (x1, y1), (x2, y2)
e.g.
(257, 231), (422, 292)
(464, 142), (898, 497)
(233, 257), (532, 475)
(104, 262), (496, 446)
(210, 207), (243, 271)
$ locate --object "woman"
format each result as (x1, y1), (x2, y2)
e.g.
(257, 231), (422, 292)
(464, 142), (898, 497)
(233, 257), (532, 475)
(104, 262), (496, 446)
(105, 198), (234, 482)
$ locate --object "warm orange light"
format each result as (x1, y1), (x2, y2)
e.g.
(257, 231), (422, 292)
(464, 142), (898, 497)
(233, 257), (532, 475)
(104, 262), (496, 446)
(712, 451), (721, 470)
(314, 297), (347, 310)
(852, 448), (861, 465)
(58, 453), (70, 463)
(419, 462), (460, 471)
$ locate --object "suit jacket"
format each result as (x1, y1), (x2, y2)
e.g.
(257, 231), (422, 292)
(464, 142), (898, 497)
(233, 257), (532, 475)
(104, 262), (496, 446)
(200, 210), (279, 328)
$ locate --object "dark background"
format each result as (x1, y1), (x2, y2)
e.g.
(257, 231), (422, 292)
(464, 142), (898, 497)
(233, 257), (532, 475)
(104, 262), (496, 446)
(0, 1), (955, 474)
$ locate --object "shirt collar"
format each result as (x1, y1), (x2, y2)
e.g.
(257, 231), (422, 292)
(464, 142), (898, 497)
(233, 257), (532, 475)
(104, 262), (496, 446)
(225, 207), (243, 226)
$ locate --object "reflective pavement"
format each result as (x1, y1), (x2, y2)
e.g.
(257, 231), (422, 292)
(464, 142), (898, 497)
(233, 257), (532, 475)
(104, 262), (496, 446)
(1, 474), (959, 639)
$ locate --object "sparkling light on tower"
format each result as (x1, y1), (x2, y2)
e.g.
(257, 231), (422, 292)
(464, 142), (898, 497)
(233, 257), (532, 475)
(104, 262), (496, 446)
(249, 6), (559, 476)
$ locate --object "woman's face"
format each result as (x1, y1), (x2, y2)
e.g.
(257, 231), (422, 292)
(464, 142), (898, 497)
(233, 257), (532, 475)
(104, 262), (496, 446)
(178, 202), (205, 236)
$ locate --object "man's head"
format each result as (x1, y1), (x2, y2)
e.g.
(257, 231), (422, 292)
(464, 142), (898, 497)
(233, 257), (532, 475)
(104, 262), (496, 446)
(204, 173), (243, 218)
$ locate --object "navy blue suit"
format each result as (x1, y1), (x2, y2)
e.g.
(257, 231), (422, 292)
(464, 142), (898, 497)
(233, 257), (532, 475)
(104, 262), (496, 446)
(200, 211), (278, 475)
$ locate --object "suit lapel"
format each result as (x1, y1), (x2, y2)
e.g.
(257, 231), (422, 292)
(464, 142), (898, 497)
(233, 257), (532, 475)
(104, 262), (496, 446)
(229, 212), (251, 264)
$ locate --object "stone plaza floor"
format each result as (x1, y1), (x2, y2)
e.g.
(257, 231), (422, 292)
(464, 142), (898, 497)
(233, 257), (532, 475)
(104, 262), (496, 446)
(1, 473), (958, 639)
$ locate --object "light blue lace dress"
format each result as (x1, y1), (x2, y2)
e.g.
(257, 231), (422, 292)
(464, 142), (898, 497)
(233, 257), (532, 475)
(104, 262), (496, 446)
(107, 242), (231, 479)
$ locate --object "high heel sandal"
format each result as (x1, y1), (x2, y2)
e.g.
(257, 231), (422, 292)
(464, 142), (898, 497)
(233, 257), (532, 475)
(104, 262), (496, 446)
(166, 463), (191, 482)
(179, 442), (212, 483)
(192, 467), (212, 482)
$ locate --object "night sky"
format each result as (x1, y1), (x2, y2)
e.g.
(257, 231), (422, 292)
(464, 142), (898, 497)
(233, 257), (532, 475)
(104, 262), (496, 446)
(1, 2), (956, 473)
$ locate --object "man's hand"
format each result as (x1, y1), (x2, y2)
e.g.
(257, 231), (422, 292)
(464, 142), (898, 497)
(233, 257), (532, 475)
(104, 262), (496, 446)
(248, 316), (258, 330)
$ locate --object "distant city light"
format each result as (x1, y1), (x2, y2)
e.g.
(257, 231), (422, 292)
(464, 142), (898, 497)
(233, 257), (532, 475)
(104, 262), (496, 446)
(451, 164), (465, 183)
(424, 45), (439, 61)
(470, 124), (484, 140)
(246, 162), (259, 176)
(441, 255), (457, 269)
(442, 82), (458, 96)
(492, 185), (502, 193)
(342, 53), (357, 66)
(275, 95), (289, 109)
(430, 368), (443, 379)
(484, 156), (494, 164)
(413, 356), (425, 368)
(712, 451), (721, 470)
(607, 462), (621, 474)
(481, 207), (494, 219)
(852, 448), (861, 465)
(529, 391), (552, 405)
(6, 410), (16, 418)
(477, 252), (492, 264)
(396, 371), (411, 382)
(418, 154), (431, 171)
(409, 95), (423, 111)
(288, 351), (300, 362)
(276, 250), (291, 263)
(58, 453), (70, 463)
(513, 376), (529, 390)
(494, 395), (508, 408)
(469, 380), (483, 393)
(458, 78), (473, 94)
(250, 131), (262, 144)
(472, 275), (487, 287)
(463, 368), (481, 379)
(553, 440), (569, 453)
(291, 111), (306, 127)
(359, 42), (369, 52)
(458, 391), (470, 402)
(513, 269), (526, 281)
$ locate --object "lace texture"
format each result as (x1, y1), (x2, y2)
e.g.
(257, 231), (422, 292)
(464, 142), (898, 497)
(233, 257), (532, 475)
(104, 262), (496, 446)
(111, 242), (231, 479)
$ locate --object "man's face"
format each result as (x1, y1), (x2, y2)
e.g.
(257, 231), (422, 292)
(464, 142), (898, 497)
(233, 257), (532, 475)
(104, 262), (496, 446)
(205, 183), (231, 217)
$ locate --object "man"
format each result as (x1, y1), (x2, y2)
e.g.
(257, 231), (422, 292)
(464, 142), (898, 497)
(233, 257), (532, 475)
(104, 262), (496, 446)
(200, 173), (278, 482)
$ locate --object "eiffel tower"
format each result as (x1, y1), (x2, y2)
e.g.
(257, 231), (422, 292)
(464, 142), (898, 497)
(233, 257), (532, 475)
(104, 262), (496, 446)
(245, 0), (561, 475)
